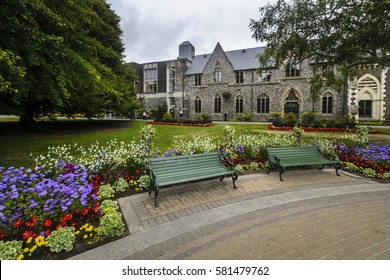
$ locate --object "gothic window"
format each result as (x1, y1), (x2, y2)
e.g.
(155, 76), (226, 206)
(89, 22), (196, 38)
(214, 95), (222, 113)
(236, 71), (244, 83)
(235, 95), (244, 113)
(214, 63), (222, 82)
(284, 91), (300, 116)
(322, 93), (333, 114)
(195, 97), (202, 113)
(257, 95), (270, 114)
(286, 60), (300, 77)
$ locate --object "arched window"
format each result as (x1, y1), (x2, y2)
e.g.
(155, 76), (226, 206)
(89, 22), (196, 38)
(235, 95), (244, 113)
(214, 95), (222, 113)
(257, 95), (270, 114)
(195, 97), (202, 113)
(214, 63), (222, 82)
(322, 93), (333, 114)
(284, 91), (300, 116)
(358, 92), (373, 118)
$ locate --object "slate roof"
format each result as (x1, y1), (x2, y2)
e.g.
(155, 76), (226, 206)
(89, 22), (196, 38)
(186, 46), (267, 75)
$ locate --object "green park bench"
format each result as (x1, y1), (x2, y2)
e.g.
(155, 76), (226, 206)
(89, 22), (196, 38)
(149, 152), (238, 207)
(266, 146), (341, 181)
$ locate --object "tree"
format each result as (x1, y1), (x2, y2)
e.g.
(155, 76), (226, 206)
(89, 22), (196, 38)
(0, 0), (138, 126)
(249, 0), (390, 69)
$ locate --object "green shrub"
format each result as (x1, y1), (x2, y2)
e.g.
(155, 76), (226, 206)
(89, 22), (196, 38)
(282, 112), (298, 127)
(46, 226), (76, 253)
(99, 200), (119, 213)
(163, 112), (173, 120)
(0, 240), (23, 260)
(240, 113), (253, 122)
(113, 178), (129, 193)
(98, 211), (125, 237)
(138, 175), (150, 189)
(98, 184), (115, 200)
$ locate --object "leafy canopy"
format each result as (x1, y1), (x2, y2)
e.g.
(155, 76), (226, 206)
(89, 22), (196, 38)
(249, 0), (390, 68)
(0, 0), (138, 121)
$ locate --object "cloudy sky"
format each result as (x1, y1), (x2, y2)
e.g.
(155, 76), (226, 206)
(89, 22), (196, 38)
(106, 0), (276, 63)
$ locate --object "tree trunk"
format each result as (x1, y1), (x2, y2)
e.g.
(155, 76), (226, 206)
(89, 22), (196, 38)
(19, 108), (36, 129)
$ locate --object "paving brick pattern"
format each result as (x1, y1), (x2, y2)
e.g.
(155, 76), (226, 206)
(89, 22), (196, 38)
(71, 169), (390, 260)
(118, 169), (390, 260)
(130, 169), (367, 230)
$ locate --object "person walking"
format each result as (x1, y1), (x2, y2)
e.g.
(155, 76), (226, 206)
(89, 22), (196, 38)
(223, 111), (228, 122)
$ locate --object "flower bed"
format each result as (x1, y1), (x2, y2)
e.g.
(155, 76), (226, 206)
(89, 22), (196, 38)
(148, 119), (213, 127)
(335, 143), (390, 179)
(268, 124), (381, 134)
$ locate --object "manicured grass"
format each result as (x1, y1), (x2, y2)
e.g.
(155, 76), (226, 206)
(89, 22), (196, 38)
(1, 118), (390, 168)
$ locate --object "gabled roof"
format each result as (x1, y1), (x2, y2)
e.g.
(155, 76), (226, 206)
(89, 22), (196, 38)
(185, 45), (267, 75)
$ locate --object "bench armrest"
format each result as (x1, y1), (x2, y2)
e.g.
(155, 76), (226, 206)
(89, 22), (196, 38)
(218, 150), (235, 171)
(272, 156), (281, 164)
(149, 168), (157, 185)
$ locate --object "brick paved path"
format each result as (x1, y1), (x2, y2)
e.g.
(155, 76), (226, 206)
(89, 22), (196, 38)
(70, 169), (390, 260)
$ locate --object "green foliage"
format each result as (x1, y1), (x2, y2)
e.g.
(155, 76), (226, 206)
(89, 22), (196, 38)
(221, 91), (232, 100)
(99, 200), (119, 213)
(163, 112), (173, 120)
(194, 114), (210, 122)
(0, 240), (23, 260)
(0, 0), (138, 124)
(292, 127), (304, 146)
(112, 178), (129, 193)
(240, 113), (253, 122)
(46, 226), (76, 253)
(355, 125), (370, 148)
(98, 184), (115, 200)
(282, 112), (298, 127)
(138, 125), (156, 165)
(249, 0), (390, 68)
(223, 126), (236, 153)
(97, 211), (125, 237)
(138, 175), (151, 189)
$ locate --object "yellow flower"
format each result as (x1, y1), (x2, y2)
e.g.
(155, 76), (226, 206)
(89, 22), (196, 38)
(26, 237), (33, 244)
(17, 254), (24, 260)
(23, 248), (29, 253)
(75, 231), (80, 235)
(83, 235), (88, 239)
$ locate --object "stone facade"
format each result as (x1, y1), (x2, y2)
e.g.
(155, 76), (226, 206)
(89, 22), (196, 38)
(133, 41), (389, 122)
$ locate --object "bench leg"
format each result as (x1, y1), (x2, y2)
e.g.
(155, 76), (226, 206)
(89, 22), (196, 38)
(319, 164), (325, 170)
(232, 172), (238, 189)
(220, 175), (225, 182)
(154, 188), (160, 207)
(278, 167), (285, 181)
(335, 163), (341, 176)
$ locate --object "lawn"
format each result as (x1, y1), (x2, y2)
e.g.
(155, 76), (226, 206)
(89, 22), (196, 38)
(2, 118), (390, 260)
(1, 118), (390, 168)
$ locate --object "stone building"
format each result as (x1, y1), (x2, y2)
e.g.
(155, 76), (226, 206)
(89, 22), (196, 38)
(132, 41), (389, 122)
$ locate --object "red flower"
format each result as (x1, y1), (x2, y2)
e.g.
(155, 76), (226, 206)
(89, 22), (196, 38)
(45, 230), (51, 236)
(0, 229), (5, 239)
(22, 230), (33, 239)
(42, 219), (52, 228)
(13, 219), (22, 228)
(81, 208), (89, 216)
